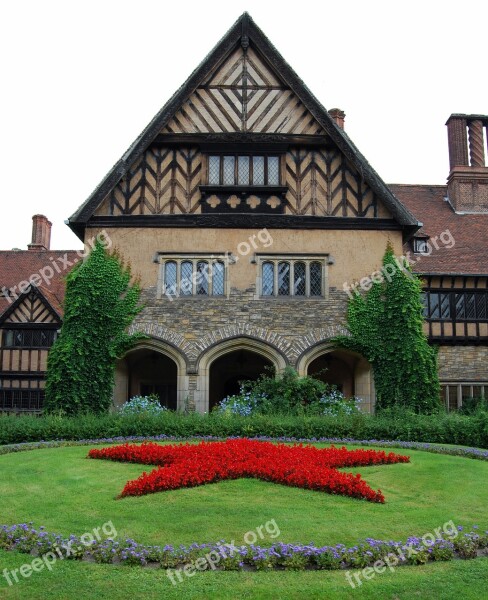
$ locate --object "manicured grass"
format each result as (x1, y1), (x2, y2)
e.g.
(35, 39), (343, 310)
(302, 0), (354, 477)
(0, 549), (487, 599)
(1, 443), (487, 547)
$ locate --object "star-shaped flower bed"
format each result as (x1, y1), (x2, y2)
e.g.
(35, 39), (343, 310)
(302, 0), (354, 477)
(88, 439), (409, 503)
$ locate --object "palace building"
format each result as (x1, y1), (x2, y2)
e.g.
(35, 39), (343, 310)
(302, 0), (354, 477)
(1, 14), (487, 413)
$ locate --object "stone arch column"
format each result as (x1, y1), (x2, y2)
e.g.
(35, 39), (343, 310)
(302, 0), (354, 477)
(114, 338), (189, 411)
(195, 336), (288, 413)
(296, 342), (375, 413)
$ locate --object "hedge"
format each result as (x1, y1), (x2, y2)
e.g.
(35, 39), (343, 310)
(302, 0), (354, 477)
(0, 410), (487, 449)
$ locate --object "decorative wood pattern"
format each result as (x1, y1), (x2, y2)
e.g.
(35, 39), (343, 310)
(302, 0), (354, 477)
(285, 148), (386, 217)
(99, 147), (202, 216)
(161, 46), (324, 135)
(97, 145), (392, 217)
(4, 290), (58, 324)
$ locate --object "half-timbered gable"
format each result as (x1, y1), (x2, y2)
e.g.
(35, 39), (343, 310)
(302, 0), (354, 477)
(0, 218), (78, 412)
(69, 13), (416, 235)
(161, 45), (324, 136)
(0, 288), (61, 413)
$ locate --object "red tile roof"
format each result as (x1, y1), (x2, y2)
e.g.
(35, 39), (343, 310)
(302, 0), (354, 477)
(392, 184), (488, 275)
(0, 251), (79, 319)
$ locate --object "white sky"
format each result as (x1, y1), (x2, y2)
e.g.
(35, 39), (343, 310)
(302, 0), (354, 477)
(1, 0), (486, 250)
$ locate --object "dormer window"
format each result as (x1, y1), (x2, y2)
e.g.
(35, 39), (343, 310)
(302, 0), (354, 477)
(208, 155), (280, 186)
(413, 237), (429, 254)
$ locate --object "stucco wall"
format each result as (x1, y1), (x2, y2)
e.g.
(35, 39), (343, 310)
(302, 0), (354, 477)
(85, 226), (404, 292)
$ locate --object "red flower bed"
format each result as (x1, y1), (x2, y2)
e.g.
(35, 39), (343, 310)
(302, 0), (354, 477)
(88, 439), (409, 503)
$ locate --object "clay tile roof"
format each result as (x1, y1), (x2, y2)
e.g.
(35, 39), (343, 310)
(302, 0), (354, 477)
(0, 250), (79, 319)
(392, 184), (488, 275)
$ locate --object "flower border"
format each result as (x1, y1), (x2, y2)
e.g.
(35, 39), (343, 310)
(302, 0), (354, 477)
(0, 523), (486, 571)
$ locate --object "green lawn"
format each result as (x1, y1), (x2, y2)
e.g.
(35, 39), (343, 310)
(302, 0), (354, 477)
(1, 444), (487, 546)
(1, 443), (487, 598)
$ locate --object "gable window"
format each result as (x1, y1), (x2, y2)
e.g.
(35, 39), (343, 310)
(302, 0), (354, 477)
(257, 256), (327, 298)
(208, 155), (280, 186)
(159, 256), (227, 299)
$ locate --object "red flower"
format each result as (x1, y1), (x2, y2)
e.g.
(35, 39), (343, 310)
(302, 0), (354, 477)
(88, 440), (409, 503)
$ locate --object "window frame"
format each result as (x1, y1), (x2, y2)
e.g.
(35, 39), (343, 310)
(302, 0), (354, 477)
(441, 382), (488, 412)
(206, 153), (282, 187)
(423, 289), (488, 322)
(157, 254), (229, 299)
(255, 255), (329, 299)
(412, 237), (429, 254)
(1, 328), (57, 349)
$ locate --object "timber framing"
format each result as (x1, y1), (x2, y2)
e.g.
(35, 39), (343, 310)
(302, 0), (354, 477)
(86, 215), (404, 231)
(68, 13), (420, 239)
(0, 287), (61, 325)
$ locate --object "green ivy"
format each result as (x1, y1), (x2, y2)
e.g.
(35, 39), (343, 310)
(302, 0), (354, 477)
(334, 242), (441, 413)
(44, 241), (145, 415)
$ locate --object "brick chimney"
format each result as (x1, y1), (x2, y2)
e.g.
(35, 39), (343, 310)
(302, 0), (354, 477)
(328, 108), (345, 130)
(446, 114), (488, 213)
(28, 215), (52, 251)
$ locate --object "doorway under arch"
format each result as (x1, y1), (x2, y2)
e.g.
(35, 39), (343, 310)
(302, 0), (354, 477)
(209, 349), (273, 411)
(125, 349), (178, 410)
(307, 351), (356, 397)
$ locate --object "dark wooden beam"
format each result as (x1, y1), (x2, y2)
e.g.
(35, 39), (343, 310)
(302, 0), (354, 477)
(86, 215), (402, 231)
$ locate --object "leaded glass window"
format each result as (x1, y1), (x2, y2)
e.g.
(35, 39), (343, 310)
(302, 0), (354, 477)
(208, 156), (220, 184)
(310, 262), (322, 296)
(196, 261), (209, 295)
(252, 156), (265, 185)
(207, 155), (280, 186)
(180, 261), (193, 295)
(262, 262), (274, 296)
(259, 258), (326, 298)
(164, 261), (177, 290)
(294, 262), (306, 296)
(268, 156), (279, 185)
(212, 261), (225, 295)
(278, 262), (290, 296)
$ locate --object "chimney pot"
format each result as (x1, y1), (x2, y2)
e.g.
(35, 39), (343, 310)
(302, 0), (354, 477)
(28, 214), (52, 251)
(328, 108), (346, 130)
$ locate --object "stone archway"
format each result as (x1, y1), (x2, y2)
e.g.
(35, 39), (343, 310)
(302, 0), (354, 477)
(113, 340), (188, 411)
(196, 337), (288, 413)
(297, 343), (375, 413)
(209, 349), (273, 411)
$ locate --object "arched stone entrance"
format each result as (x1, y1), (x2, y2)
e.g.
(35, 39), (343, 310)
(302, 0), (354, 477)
(196, 337), (288, 413)
(297, 343), (375, 412)
(126, 349), (177, 409)
(307, 351), (355, 397)
(113, 340), (187, 411)
(209, 349), (273, 411)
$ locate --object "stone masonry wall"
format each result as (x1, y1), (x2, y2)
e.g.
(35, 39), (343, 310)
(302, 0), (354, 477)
(131, 285), (350, 370)
(438, 346), (488, 381)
